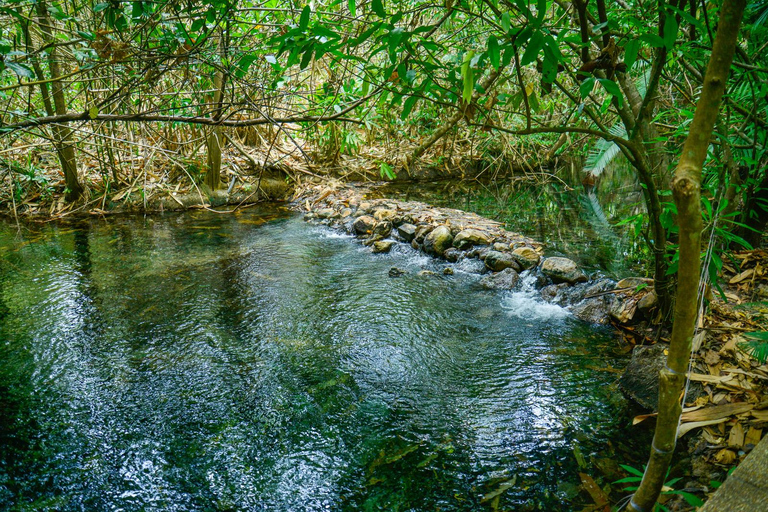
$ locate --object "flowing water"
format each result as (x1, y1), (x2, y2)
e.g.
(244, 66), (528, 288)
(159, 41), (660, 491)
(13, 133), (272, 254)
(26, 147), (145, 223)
(0, 208), (634, 511)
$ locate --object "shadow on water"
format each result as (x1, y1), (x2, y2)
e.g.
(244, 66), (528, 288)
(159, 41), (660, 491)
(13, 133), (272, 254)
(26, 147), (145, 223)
(1, 207), (648, 511)
(375, 161), (650, 279)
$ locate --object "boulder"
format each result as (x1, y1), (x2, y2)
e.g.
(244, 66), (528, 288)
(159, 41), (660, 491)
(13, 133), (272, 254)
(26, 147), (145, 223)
(414, 225), (432, 243)
(340, 207), (353, 218)
(619, 344), (668, 410)
(316, 208), (337, 219)
(480, 268), (520, 290)
(353, 215), (376, 235)
(637, 290), (658, 317)
(372, 240), (394, 254)
(453, 228), (492, 249)
(511, 247), (540, 270)
(541, 257), (588, 284)
(373, 221), (392, 238)
(397, 223), (417, 242)
(616, 277), (653, 291)
(423, 225), (454, 256)
(492, 242), (509, 252)
(484, 250), (521, 272)
(570, 297), (614, 324)
(373, 208), (398, 222)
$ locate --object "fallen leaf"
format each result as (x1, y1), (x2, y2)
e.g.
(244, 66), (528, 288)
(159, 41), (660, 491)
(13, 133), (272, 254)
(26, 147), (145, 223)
(678, 418), (728, 437)
(681, 402), (754, 422)
(745, 427), (762, 447)
(729, 268), (754, 284)
(728, 422), (745, 448)
(714, 448), (737, 464)
(579, 473), (609, 509)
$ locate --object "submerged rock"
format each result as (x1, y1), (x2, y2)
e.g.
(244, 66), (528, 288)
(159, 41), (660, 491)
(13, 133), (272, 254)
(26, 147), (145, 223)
(443, 267), (454, 275)
(480, 268), (519, 290)
(453, 228), (492, 249)
(443, 247), (462, 263)
(353, 215), (376, 235)
(511, 247), (540, 270)
(484, 250), (521, 272)
(570, 297), (614, 324)
(388, 267), (406, 277)
(418, 270), (437, 276)
(423, 225), (453, 256)
(372, 240), (394, 253)
(541, 257), (588, 284)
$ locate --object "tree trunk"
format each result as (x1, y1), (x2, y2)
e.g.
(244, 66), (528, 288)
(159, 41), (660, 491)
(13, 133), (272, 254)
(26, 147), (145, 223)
(629, 0), (746, 509)
(205, 29), (228, 190)
(34, 1), (83, 201)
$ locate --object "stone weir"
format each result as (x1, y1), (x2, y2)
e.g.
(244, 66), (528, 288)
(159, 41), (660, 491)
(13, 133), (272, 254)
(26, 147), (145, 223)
(295, 182), (657, 328)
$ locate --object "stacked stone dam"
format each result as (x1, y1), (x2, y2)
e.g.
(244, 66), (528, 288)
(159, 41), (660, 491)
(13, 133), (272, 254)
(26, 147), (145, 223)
(297, 184), (657, 326)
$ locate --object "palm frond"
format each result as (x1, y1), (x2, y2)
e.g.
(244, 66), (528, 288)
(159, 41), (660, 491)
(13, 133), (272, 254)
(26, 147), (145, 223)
(742, 331), (768, 363)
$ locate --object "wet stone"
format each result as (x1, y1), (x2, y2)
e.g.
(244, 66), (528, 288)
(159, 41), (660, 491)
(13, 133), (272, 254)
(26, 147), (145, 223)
(480, 268), (520, 290)
(484, 250), (521, 272)
(511, 246), (540, 270)
(453, 228), (492, 250)
(541, 257), (588, 284)
(397, 223), (417, 242)
(388, 267), (406, 277)
(423, 225), (453, 257)
(443, 247), (462, 263)
(372, 240), (394, 254)
(353, 215), (376, 235)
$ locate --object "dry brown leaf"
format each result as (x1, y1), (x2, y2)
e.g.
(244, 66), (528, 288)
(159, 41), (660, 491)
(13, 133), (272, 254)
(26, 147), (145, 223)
(745, 427), (763, 447)
(681, 402), (754, 422)
(579, 473), (609, 510)
(751, 409), (768, 421)
(714, 448), (737, 464)
(678, 418), (728, 437)
(688, 373), (733, 385)
(729, 268), (755, 284)
(728, 422), (745, 448)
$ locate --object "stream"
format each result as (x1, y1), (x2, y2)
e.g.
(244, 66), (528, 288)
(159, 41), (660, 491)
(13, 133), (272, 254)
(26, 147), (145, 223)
(0, 208), (635, 511)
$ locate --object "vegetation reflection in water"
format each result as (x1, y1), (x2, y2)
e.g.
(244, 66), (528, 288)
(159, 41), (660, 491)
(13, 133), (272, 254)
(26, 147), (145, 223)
(377, 162), (650, 279)
(1, 208), (632, 511)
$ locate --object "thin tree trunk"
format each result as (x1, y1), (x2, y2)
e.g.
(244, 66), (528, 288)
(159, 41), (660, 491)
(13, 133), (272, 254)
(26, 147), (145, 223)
(34, 1), (82, 201)
(629, 0), (746, 509)
(205, 28), (228, 190)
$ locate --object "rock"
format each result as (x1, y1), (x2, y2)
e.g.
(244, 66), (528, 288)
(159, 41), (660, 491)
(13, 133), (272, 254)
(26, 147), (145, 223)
(372, 240), (394, 254)
(418, 270), (437, 276)
(373, 221), (393, 238)
(353, 215), (376, 235)
(541, 283), (570, 305)
(511, 247), (540, 270)
(616, 277), (653, 290)
(423, 225), (454, 256)
(637, 290), (658, 317)
(411, 240), (420, 250)
(443, 247), (462, 263)
(316, 208), (337, 219)
(619, 344), (668, 410)
(480, 268), (519, 290)
(414, 225), (432, 243)
(443, 267), (454, 275)
(453, 228), (492, 249)
(541, 257), (588, 284)
(570, 297), (613, 324)
(388, 267), (406, 277)
(340, 207), (353, 218)
(484, 250), (521, 272)
(492, 242), (509, 252)
(373, 209), (398, 222)
(303, 212), (316, 221)
(397, 223), (417, 242)
(610, 296), (638, 324)
(363, 234), (384, 246)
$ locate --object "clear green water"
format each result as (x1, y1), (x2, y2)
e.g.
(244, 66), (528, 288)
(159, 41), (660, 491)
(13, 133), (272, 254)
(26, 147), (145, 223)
(1, 208), (632, 511)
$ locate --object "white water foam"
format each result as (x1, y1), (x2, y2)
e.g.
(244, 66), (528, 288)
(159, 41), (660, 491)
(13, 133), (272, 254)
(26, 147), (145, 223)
(501, 272), (570, 322)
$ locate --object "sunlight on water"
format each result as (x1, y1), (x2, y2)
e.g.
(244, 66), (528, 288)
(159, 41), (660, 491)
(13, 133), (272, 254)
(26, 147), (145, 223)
(0, 209), (631, 511)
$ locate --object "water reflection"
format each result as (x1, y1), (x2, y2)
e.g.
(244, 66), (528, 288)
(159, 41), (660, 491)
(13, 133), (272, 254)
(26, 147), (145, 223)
(0, 209), (633, 511)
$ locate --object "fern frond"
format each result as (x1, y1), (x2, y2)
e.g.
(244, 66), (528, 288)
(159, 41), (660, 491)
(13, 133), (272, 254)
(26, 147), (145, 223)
(584, 124), (627, 178)
(742, 331), (768, 363)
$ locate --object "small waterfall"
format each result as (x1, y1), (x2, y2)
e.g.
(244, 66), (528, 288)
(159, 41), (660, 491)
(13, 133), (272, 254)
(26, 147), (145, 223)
(501, 271), (570, 322)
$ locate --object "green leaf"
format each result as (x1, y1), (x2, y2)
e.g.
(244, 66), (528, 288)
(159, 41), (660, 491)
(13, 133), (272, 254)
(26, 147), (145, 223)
(191, 18), (205, 33)
(663, 14), (678, 50)
(640, 33), (665, 48)
(88, 106), (99, 120)
(502, 12), (511, 33)
(299, 5), (311, 31)
(488, 35), (500, 70)
(580, 77), (595, 99)
(6, 62), (34, 79)
(520, 31), (544, 66)
(348, 0), (356, 17)
(528, 91), (540, 112)
(372, 0), (386, 18)
(598, 78), (624, 107)
(300, 48), (313, 69)
(401, 95), (418, 120)
(461, 51), (475, 102)
(623, 39), (640, 70)
(620, 464), (645, 477)
(94, 3), (110, 13)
